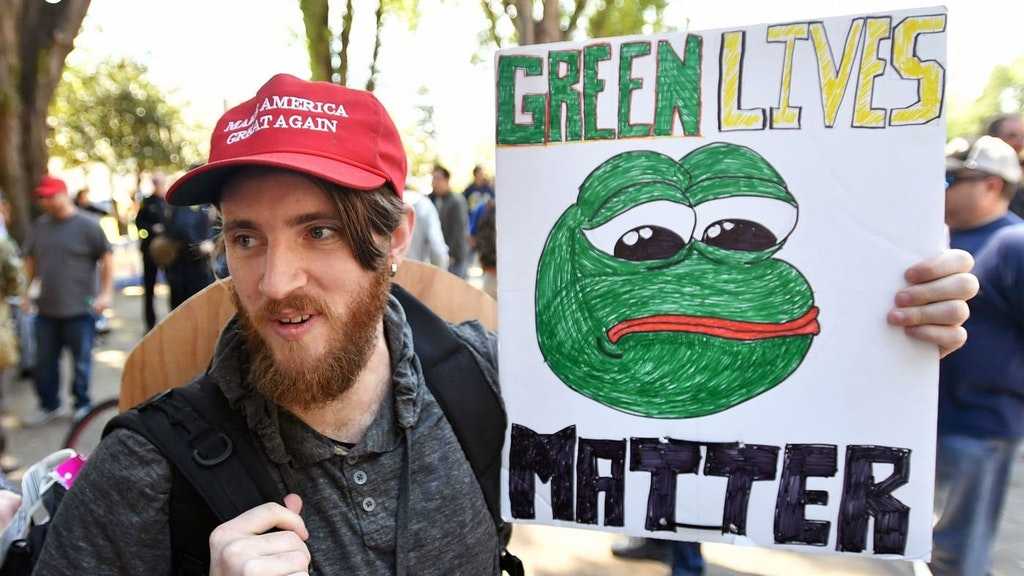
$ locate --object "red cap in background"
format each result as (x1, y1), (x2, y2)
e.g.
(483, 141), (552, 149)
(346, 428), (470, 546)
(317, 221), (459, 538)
(167, 74), (407, 205)
(35, 176), (68, 198)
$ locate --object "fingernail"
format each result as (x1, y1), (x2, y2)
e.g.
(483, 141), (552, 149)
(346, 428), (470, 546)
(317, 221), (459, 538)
(888, 310), (905, 324)
(895, 291), (912, 306)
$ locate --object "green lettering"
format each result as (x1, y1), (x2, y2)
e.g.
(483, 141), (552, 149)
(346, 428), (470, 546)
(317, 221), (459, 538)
(654, 35), (702, 137)
(583, 44), (615, 141)
(618, 42), (652, 138)
(497, 55), (545, 145)
(548, 50), (582, 143)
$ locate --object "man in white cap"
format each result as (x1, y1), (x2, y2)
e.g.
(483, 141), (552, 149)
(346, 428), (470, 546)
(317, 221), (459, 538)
(932, 135), (1024, 576)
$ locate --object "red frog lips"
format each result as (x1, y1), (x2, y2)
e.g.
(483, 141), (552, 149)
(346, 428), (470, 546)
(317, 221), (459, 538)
(607, 306), (820, 344)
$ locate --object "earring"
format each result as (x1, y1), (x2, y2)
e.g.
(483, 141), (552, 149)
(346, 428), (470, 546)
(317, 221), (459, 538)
(390, 261), (398, 277)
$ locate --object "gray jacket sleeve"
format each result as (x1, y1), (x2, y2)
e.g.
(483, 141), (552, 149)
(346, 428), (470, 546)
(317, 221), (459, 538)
(33, 429), (174, 576)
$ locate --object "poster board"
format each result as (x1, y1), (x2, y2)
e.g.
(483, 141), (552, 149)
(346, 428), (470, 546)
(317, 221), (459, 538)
(497, 7), (947, 560)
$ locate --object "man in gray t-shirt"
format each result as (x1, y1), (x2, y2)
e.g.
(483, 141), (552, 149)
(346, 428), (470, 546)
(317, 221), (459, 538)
(22, 176), (112, 425)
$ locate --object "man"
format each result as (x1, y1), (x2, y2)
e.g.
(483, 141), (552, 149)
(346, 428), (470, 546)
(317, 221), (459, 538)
(21, 175), (113, 425)
(164, 195), (216, 308)
(404, 189), (449, 270)
(986, 113), (1024, 217)
(35, 75), (976, 576)
(464, 164), (495, 214)
(135, 173), (171, 331)
(931, 135), (1024, 576)
(430, 165), (469, 278)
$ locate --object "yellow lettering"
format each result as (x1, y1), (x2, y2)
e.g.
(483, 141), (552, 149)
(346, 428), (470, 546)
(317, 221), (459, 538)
(767, 23), (809, 129)
(890, 14), (946, 126)
(719, 31), (765, 131)
(853, 17), (891, 128)
(810, 19), (864, 128)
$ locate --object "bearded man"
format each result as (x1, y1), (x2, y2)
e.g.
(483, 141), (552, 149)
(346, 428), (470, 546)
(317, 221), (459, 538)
(34, 75), (978, 576)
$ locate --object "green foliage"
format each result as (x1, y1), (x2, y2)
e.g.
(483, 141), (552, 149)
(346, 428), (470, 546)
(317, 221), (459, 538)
(586, 0), (670, 39)
(48, 59), (199, 176)
(949, 57), (1024, 139)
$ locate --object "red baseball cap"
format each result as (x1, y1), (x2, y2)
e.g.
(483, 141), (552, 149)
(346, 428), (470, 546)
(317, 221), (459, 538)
(35, 175), (68, 198)
(167, 74), (407, 205)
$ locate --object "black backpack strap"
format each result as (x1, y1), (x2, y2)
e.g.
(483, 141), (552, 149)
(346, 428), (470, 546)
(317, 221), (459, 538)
(390, 286), (508, 529)
(104, 377), (285, 575)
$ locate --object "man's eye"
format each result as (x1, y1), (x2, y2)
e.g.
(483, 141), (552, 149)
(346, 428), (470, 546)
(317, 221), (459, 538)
(309, 226), (338, 240)
(231, 234), (256, 249)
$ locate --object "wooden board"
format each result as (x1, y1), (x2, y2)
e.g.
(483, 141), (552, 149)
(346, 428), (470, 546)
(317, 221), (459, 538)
(119, 260), (497, 411)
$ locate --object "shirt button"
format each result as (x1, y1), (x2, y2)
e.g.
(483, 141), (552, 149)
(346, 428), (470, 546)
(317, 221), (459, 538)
(352, 470), (368, 485)
(361, 497), (376, 512)
(346, 455), (359, 465)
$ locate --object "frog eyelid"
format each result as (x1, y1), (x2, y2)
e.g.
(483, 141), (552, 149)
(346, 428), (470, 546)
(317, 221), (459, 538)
(693, 196), (798, 247)
(581, 200), (696, 257)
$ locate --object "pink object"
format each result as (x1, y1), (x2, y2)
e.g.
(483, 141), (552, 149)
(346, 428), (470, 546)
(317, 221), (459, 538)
(52, 455), (87, 490)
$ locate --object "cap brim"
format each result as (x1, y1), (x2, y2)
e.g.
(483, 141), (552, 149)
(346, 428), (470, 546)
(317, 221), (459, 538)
(167, 152), (388, 206)
(944, 157), (965, 171)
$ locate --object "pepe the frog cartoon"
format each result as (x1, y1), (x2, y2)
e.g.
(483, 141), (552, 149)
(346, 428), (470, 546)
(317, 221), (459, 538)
(535, 142), (820, 418)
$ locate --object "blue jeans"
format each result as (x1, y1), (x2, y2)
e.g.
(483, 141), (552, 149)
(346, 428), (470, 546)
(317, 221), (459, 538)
(671, 541), (704, 575)
(34, 314), (95, 411)
(930, 434), (1020, 576)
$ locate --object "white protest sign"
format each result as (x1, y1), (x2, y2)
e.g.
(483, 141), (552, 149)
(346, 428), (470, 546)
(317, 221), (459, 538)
(497, 7), (946, 560)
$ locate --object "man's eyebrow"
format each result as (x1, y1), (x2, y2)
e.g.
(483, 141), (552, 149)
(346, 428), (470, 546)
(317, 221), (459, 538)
(221, 212), (340, 233)
(285, 211), (341, 227)
(221, 219), (257, 234)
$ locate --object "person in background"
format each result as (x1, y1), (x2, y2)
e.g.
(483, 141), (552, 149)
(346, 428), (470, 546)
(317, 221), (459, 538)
(21, 176), (113, 426)
(431, 165), (469, 278)
(986, 113), (1024, 217)
(472, 199), (497, 298)
(135, 173), (171, 331)
(463, 165), (495, 214)
(404, 189), (449, 270)
(73, 188), (109, 218)
(931, 135), (1024, 576)
(164, 193), (216, 309)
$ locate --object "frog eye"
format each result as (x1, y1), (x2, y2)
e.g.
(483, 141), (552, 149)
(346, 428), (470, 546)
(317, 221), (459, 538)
(693, 196), (797, 252)
(582, 200), (695, 261)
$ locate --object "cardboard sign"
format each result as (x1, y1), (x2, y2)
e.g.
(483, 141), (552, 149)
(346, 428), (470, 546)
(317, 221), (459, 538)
(497, 7), (946, 560)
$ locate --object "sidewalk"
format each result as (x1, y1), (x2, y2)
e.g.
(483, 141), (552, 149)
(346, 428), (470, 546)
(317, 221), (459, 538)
(2, 264), (1022, 575)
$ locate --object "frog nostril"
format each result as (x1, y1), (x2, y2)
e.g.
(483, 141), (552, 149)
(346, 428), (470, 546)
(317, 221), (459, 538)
(614, 225), (687, 261)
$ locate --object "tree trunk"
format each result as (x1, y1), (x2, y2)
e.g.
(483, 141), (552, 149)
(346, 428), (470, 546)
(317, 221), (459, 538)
(514, 0), (533, 45)
(299, 0), (332, 82)
(0, 0), (90, 243)
(338, 0), (354, 86)
(538, 0), (561, 44)
(365, 0), (386, 92)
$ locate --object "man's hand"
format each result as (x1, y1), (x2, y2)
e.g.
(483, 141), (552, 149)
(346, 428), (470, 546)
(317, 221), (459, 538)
(887, 249), (979, 358)
(92, 292), (112, 315)
(209, 493), (311, 576)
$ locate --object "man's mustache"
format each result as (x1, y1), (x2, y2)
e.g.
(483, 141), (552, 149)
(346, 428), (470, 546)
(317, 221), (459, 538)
(256, 294), (331, 322)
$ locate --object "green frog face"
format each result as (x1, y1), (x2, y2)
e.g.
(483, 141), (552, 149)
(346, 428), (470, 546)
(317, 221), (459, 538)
(535, 143), (820, 418)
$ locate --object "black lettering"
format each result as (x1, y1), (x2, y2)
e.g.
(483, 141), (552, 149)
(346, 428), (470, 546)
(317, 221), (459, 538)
(509, 424), (576, 521)
(630, 438), (702, 531)
(774, 444), (837, 546)
(837, 445), (911, 554)
(704, 443), (780, 535)
(576, 438), (627, 526)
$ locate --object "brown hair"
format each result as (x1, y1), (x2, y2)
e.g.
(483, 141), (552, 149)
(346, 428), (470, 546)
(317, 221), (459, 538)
(214, 168), (405, 272)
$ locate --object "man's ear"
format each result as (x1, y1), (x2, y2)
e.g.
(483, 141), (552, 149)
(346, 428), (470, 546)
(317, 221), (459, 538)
(389, 204), (416, 268)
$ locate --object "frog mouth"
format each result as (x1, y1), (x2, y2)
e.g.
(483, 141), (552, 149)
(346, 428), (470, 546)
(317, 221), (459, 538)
(607, 307), (820, 344)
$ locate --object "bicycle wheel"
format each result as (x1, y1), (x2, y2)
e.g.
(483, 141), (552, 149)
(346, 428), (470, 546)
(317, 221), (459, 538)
(62, 397), (120, 457)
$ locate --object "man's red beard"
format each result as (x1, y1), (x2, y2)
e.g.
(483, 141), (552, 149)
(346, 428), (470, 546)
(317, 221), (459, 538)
(233, 267), (391, 410)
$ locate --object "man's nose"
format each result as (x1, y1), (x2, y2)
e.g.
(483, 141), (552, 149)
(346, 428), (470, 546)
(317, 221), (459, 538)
(259, 242), (306, 300)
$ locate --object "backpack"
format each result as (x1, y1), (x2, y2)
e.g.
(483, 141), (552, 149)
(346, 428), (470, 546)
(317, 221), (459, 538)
(0, 285), (522, 575)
